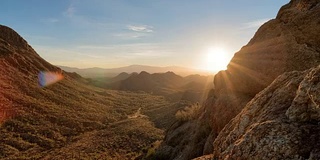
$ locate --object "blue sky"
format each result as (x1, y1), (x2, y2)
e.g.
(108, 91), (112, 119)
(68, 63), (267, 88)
(1, 0), (289, 69)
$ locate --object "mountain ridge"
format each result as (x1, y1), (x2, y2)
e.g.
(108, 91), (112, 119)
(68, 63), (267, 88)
(59, 65), (211, 78)
(102, 71), (213, 103)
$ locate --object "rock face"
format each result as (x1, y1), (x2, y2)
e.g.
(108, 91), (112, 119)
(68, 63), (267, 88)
(156, 0), (320, 159)
(285, 68), (320, 122)
(213, 65), (320, 159)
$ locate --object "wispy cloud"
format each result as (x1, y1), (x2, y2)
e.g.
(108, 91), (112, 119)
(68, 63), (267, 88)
(241, 18), (271, 29)
(62, 4), (116, 31)
(43, 18), (59, 23)
(33, 45), (112, 68)
(64, 5), (76, 17)
(32, 43), (174, 68)
(112, 25), (154, 40)
(77, 43), (172, 59)
(127, 25), (154, 33)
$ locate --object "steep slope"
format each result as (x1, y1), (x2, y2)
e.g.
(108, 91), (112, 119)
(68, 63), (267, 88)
(155, 0), (320, 159)
(213, 65), (320, 159)
(0, 25), (169, 159)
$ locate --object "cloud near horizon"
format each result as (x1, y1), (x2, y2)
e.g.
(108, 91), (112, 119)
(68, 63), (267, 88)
(33, 43), (174, 68)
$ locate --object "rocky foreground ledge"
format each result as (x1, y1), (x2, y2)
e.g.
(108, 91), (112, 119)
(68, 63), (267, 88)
(212, 65), (320, 159)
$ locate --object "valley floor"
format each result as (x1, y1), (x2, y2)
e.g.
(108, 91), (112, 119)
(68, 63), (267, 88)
(0, 77), (189, 159)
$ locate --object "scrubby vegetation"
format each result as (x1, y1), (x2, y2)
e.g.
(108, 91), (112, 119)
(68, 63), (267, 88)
(175, 103), (202, 122)
(0, 67), (203, 159)
(0, 77), (174, 159)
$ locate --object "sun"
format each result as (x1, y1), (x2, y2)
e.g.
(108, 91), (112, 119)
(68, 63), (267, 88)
(206, 47), (229, 72)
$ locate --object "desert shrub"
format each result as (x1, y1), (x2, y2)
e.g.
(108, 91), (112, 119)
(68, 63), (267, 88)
(146, 151), (171, 160)
(0, 144), (19, 158)
(2, 119), (36, 134)
(175, 103), (201, 121)
(3, 137), (34, 151)
(19, 133), (55, 149)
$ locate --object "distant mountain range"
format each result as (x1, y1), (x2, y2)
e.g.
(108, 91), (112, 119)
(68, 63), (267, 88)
(58, 65), (211, 78)
(89, 71), (213, 102)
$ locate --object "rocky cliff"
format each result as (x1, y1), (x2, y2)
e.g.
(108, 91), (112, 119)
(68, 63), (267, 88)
(155, 0), (320, 159)
(213, 65), (320, 159)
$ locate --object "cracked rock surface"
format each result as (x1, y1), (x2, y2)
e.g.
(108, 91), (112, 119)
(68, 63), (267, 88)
(213, 66), (320, 160)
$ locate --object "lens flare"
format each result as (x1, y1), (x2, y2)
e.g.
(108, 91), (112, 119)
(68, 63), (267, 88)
(38, 71), (64, 87)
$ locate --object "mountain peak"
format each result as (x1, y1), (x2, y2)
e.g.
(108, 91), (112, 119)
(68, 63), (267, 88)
(0, 25), (29, 50)
(118, 72), (129, 76)
(0, 24), (60, 74)
(139, 71), (150, 75)
(276, 0), (320, 23)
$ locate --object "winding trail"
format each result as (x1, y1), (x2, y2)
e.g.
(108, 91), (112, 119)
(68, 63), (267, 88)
(128, 107), (148, 119)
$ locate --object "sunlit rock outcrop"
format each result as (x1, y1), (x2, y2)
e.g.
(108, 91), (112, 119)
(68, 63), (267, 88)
(213, 65), (320, 159)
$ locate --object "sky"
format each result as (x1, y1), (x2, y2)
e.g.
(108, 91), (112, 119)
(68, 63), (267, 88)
(0, 0), (289, 70)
